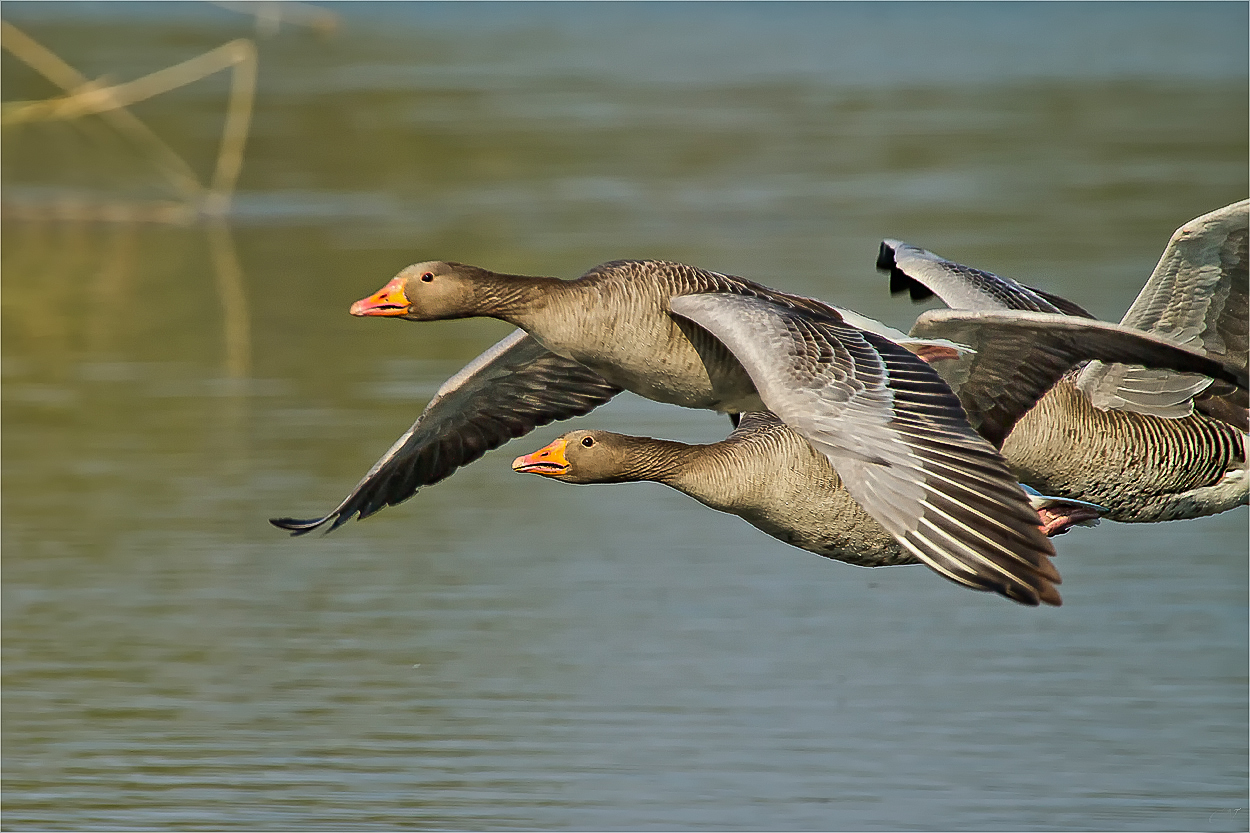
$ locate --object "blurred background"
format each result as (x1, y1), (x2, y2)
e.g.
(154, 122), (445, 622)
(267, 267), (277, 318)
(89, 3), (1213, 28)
(2, 3), (1247, 829)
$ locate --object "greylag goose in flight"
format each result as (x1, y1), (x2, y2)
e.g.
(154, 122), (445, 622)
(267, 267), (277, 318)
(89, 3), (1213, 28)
(877, 199), (1249, 521)
(513, 414), (1103, 571)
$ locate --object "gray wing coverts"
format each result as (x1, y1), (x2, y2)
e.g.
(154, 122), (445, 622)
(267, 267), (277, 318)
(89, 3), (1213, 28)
(1077, 200), (1249, 419)
(670, 293), (1061, 607)
(271, 329), (622, 534)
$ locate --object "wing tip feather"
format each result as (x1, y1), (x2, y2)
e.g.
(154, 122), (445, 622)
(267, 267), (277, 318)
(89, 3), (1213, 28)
(269, 515), (335, 536)
(877, 240), (936, 301)
(903, 519), (1063, 607)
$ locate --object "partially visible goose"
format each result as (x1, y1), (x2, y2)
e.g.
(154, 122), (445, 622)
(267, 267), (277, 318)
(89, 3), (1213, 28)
(273, 258), (1065, 605)
(512, 308), (1243, 599)
(877, 199), (1249, 521)
(513, 413), (1102, 574)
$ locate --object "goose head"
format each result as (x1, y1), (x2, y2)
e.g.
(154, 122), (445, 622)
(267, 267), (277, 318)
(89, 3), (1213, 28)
(350, 261), (502, 321)
(512, 430), (656, 484)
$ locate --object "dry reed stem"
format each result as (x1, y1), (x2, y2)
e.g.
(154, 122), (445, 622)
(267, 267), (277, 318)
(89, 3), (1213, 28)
(2, 21), (205, 202)
(1, 23), (257, 216)
(1, 22), (259, 376)
(206, 219), (252, 377)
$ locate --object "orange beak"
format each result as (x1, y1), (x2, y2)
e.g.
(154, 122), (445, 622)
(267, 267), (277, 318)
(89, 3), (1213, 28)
(350, 277), (410, 317)
(512, 438), (570, 476)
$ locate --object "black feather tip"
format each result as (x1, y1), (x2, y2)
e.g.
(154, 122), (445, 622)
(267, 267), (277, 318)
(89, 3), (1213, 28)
(876, 241), (935, 302)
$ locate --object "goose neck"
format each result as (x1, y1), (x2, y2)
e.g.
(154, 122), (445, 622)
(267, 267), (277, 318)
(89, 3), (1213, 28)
(612, 438), (698, 485)
(482, 272), (571, 324)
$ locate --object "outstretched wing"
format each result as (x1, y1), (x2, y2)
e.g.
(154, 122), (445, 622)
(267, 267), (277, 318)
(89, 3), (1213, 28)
(1077, 200), (1249, 419)
(911, 309), (1249, 448)
(670, 293), (1061, 607)
(271, 329), (622, 535)
(877, 239), (1095, 317)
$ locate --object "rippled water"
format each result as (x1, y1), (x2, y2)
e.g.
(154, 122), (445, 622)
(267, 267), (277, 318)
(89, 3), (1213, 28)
(3, 3), (1247, 830)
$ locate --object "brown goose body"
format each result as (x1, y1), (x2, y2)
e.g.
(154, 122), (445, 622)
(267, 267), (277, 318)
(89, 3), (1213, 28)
(628, 415), (908, 567)
(500, 261), (766, 412)
(1003, 378), (1246, 522)
(516, 416), (922, 568)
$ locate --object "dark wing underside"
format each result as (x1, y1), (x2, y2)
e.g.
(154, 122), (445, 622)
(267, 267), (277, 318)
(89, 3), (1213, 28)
(271, 329), (622, 535)
(911, 310), (1250, 448)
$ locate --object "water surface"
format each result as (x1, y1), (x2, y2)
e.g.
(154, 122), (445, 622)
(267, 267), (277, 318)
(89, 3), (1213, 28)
(3, 3), (1247, 830)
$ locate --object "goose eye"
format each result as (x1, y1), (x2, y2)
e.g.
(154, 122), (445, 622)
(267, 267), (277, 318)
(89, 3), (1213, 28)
(581, 436), (595, 448)
(421, 272), (435, 282)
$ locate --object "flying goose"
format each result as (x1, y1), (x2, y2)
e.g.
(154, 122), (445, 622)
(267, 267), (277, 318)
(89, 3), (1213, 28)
(512, 413), (1103, 572)
(877, 200), (1249, 521)
(272, 259), (1064, 605)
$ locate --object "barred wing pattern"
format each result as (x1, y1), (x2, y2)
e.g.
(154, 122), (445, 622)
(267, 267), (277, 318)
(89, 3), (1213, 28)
(670, 293), (1061, 607)
(271, 329), (622, 535)
(911, 310), (1250, 448)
